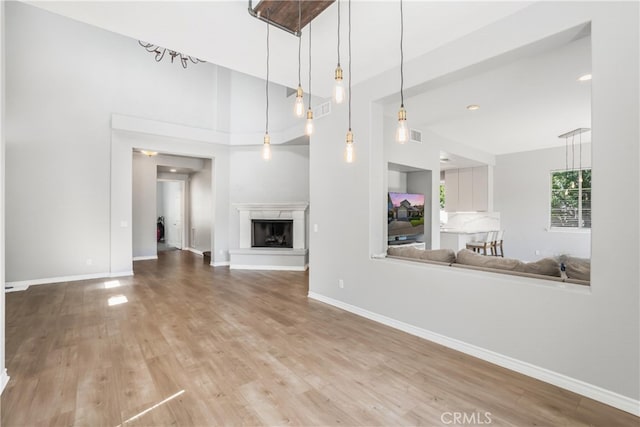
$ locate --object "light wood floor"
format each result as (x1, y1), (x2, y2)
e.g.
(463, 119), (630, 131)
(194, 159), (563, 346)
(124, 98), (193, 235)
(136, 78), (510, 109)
(1, 251), (637, 426)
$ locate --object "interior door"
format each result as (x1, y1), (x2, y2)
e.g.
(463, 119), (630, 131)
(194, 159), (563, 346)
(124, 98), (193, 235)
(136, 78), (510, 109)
(163, 181), (183, 249)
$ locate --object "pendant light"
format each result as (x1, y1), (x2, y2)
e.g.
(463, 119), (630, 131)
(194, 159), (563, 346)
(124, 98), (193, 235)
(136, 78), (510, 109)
(262, 9), (271, 161)
(333, 0), (345, 104)
(305, 23), (314, 136)
(294, 0), (305, 118)
(344, 0), (354, 163)
(396, 0), (408, 144)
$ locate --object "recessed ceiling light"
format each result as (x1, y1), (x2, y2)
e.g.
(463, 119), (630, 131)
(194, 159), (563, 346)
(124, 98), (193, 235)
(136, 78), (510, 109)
(466, 104), (480, 111)
(440, 158), (450, 163)
(140, 150), (158, 157)
(170, 169), (177, 173)
(578, 73), (592, 82)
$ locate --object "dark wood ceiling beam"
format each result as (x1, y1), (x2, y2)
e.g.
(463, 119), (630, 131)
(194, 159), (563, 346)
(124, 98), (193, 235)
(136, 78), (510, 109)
(252, 0), (335, 35)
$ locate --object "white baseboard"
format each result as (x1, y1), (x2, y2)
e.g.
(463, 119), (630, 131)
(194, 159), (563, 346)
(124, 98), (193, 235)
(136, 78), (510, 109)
(211, 261), (230, 267)
(187, 248), (204, 256)
(6, 272), (111, 289)
(5, 284), (29, 293)
(230, 264), (308, 271)
(133, 255), (158, 261)
(307, 292), (640, 416)
(110, 270), (134, 278)
(5, 270), (134, 291)
(0, 369), (9, 394)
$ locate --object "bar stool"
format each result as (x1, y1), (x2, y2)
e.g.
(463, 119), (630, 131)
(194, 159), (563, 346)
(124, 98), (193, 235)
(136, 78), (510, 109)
(466, 231), (496, 256)
(494, 230), (505, 257)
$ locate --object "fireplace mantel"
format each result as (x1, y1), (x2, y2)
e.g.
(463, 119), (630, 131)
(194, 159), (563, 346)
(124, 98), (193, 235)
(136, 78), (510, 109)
(233, 202), (309, 212)
(230, 202), (309, 270)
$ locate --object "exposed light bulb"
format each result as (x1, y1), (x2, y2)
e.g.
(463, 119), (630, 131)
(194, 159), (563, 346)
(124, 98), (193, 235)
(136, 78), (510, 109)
(396, 106), (408, 144)
(262, 133), (271, 161)
(294, 85), (305, 118)
(305, 109), (314, 136)
(333, 66), (345, 104)
(345, 130), (354, 163)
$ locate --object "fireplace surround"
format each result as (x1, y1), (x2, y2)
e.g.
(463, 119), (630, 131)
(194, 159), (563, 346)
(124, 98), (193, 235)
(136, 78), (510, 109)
(229, 202), (309, 270)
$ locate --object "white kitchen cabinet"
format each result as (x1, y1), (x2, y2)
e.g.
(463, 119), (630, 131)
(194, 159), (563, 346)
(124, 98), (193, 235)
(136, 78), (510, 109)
(444, 166), (489, 212)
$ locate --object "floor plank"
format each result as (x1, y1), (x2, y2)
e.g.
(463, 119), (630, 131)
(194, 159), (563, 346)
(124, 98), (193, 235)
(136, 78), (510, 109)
(1, 250), (637, 426)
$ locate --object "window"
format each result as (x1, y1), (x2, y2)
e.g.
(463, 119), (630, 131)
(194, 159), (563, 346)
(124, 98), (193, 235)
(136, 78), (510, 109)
(550, 169), (591, 229)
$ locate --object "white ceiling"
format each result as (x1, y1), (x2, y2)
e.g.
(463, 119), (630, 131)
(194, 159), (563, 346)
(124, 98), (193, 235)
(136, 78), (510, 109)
(29, 1), (584, 158)
(438, 152), (485, 171)
(385, 29), (592, 156)
(28, 1), (533, 97)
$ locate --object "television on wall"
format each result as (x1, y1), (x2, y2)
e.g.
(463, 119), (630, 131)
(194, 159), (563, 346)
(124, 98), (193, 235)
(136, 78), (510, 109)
(388, 192), (425, 243)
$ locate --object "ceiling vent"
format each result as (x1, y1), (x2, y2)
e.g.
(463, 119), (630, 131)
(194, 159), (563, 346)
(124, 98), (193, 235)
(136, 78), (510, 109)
(410, 128), (423, 143)
(313, 101), (332, 119)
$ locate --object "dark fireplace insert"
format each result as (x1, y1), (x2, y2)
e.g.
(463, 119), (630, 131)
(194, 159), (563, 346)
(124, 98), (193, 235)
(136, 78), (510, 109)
(252, 219), (293, 248)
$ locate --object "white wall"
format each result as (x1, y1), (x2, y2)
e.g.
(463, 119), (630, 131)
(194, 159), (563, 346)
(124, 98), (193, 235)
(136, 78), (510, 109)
(189, 160), (212, 252)
(156, 181), (164, 218)
(387, 170), (407, 193)
(132, 153), (158, 258)
(494, 144), (592, 261)
(5, 2), (216, 281)
(228, 144), (310, 251)
(309, 1), (639, 410)
(229, 71), (300, 135)
(0, 0), (7, 392)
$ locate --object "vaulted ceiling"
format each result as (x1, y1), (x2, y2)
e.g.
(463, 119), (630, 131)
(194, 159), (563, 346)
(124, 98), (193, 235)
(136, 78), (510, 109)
(29, 1), (533, 97)
(28, 1), (589, 156)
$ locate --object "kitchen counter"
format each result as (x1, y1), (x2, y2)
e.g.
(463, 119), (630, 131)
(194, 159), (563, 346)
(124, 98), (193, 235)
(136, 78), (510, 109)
(440, 229), (494, 235)
(440, 230), (494, 251)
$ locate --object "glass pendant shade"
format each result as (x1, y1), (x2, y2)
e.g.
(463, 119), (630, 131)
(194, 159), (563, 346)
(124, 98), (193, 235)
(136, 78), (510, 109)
(262, 133), (272, 160)
(344, 130), (354, 163)
(305, 109), (314, 135)
(333, 66), (345, 104)
(294, 85), (305, 117)
(396, 106), (408, 144)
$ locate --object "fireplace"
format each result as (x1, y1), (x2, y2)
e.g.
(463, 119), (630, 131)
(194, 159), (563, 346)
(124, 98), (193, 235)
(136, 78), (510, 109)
(230, 202), (309, 271)
(252, 220), (293, 248)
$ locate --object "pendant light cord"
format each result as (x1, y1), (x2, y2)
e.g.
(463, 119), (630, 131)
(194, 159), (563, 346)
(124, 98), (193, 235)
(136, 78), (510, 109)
(265, 8), (270, 134)
(400, 0), (404, 107)
(308, 22), (312, 109)
(337, 0), (341, 67)
(348, 0), (352, 130)
(297, 0), (302, 86)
